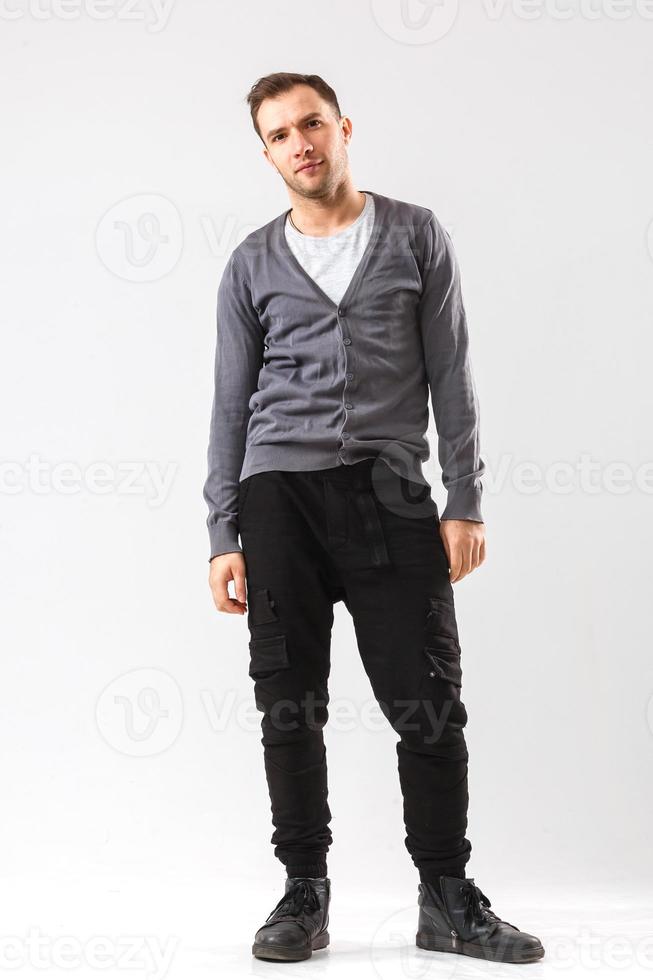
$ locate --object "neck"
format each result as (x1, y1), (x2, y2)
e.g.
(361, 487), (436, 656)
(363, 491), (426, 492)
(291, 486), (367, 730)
(287, 180), (365, 237)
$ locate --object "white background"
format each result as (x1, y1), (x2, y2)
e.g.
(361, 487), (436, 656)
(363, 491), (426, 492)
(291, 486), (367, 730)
(2, 0), (652, 977)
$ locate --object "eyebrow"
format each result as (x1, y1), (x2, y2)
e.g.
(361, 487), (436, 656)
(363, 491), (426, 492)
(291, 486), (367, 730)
(265, 112), (322, 142)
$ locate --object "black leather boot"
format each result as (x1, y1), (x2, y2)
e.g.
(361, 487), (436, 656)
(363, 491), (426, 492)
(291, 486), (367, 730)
(252, 876), (330, 961)
(416, 875), (545, 963)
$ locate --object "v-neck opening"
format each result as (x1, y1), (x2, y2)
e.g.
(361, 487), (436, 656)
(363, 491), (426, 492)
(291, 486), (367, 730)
(277, 190), (383, 312)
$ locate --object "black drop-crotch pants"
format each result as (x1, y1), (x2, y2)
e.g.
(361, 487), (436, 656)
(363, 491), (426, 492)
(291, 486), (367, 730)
(238, 456), (472, 884)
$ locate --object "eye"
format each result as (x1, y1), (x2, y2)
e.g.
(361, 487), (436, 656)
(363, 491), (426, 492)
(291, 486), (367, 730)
(271, 119), (320, 143)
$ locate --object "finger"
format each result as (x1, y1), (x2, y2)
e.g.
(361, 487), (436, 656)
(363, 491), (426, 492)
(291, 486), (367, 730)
(233, 563), (247, 605)
(209, 563), (234, 613)
(458, 545), (472, 581)
(458, 541), (475, 581)
(449, 546), (462, 583)
(225, 596), (247, 614)
(212, 577), (228, 612)
(471, 539), (482, 570)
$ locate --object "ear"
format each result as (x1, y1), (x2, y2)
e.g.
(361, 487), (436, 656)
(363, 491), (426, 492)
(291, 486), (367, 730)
(262, 147), (276, 170)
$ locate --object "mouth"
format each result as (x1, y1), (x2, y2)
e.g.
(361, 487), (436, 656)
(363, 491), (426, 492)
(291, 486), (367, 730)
(297, 161), (323, 174)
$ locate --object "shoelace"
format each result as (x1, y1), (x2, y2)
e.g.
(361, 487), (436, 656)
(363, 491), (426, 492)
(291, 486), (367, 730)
(459, 879), (518, 932)
(266, 879), (321, 922)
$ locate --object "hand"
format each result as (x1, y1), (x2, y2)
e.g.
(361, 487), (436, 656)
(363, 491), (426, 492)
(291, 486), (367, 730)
(208, 552), (248, 614)
(439, 519), (486, 583)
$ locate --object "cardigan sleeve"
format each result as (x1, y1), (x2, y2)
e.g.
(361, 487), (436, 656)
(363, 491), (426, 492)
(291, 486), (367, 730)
(417, 213), (485, 523)
(203, 252), (264, 559)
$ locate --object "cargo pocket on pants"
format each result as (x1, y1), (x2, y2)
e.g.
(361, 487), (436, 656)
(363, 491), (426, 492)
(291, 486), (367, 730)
(248, 587), (280, 626)
(423, 645), (462, 687)
(422, 596), (463, 692)
(248, 634), (290, 681)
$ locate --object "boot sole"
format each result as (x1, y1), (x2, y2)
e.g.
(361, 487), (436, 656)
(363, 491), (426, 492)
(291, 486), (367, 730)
(416, 931), (544, 963)
(252, 930), (330, 961)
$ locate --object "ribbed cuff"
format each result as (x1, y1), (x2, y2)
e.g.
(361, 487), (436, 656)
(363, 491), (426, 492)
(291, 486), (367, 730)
(280, 851), (328, 878)
(208, 518), (241, 561)
(419, 867), (467, 885)
(440, 483), (484, 523)
(285, 859), (328, 878)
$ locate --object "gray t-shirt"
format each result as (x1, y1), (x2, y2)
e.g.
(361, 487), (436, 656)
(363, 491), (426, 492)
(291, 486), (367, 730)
(283, 192), (375, 305)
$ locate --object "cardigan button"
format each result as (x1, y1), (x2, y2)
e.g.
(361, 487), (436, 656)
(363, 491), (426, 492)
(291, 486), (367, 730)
(343, 338), (352, 345)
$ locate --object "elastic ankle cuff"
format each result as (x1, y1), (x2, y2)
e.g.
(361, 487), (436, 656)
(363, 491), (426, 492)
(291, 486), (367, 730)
(419, 869), (466, 886)
(286, 862), (328, 878)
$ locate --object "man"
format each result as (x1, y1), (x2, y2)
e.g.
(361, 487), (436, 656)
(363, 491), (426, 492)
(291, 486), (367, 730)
(204, 72), (544, 964)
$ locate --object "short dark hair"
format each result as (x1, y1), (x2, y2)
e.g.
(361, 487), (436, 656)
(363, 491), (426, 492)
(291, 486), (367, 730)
(245, 72), (342, 143)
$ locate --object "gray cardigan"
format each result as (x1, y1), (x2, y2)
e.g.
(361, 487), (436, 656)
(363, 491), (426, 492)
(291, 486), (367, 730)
(204, 190), (485, 559)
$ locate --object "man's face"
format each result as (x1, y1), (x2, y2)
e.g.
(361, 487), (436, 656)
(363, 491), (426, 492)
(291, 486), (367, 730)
(258, 84), (351, 199)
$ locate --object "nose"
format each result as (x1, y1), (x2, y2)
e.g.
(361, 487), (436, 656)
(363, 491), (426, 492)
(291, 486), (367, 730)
(290, 128), (313, 158)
